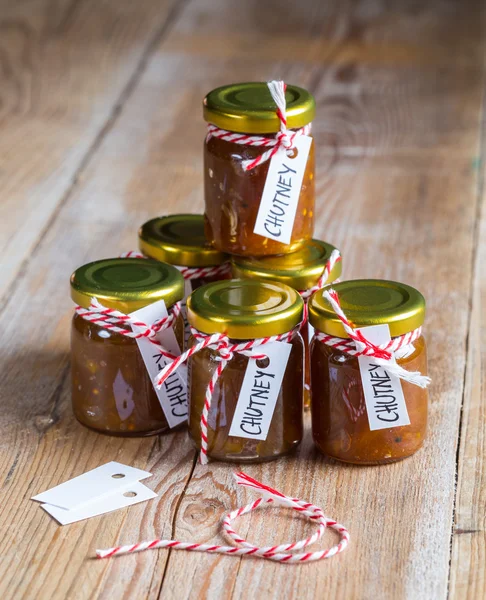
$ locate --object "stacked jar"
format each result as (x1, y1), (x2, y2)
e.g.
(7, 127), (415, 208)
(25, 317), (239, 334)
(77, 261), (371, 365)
(176, 80), (342, 463)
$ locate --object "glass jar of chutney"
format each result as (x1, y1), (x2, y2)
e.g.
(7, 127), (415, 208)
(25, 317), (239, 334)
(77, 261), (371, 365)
(70, 258), (185, 436)
(309, 280), (430, 465)
(139, 214), (231, 346)
(186, 279), (305, 462)
(231, 239), (342, 409)
(203, 82), (315, 256)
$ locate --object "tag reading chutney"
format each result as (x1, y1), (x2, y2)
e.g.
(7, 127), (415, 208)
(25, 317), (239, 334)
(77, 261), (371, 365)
(229, 341), (292, 440)
(253, 136), (313, 245)
(357, 324), (411, 431)
(131, 300), (188, 428)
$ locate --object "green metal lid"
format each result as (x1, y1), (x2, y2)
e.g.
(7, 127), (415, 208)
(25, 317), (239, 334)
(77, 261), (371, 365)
(70, 258), (184, 313)
(309, 279), (426, 338)
(231, 239), (341, 291)
(139, 214), (228, 268)
(203, 82), (315, 134)
(187, 279), (303, 339)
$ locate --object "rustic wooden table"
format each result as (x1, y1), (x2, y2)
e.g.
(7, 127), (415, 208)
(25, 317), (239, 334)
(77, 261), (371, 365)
(0, 1), (484, 598)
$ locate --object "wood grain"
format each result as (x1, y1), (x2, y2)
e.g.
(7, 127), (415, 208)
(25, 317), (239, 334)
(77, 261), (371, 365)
(0, 0), (184, 300)
(0, 0), (484, 598)
(449, 136), (486, 597)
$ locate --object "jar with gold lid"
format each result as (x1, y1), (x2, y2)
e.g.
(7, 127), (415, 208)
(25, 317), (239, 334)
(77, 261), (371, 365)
(70, 257), (185, 436)
(139, 214), (231, 345)
(203, 82), (315, 256)
(185, 279), (305, 463)
(309, 280), (430, 465)
(232, 239), (342, 409)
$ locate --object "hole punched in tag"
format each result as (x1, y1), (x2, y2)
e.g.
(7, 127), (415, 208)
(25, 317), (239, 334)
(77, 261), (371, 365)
(256, 356), (270, 369)
(287, 147), (298, 159)
(112, 473), (126, 479)
(123, 491), (137, 498)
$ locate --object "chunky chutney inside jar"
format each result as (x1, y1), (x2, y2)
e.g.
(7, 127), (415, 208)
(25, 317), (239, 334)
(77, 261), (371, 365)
(70, 258), (185, 436)
(203, 82), (316, 256)
(309, 279), (430, 465)
(186, 279), (305, 462)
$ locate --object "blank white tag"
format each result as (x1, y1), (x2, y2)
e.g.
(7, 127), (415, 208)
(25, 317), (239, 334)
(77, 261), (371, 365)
(357, 325), (411, 431)
(31, 462), (152, 510)
(41, 481), (157, 525)
(229, 341), (292, 441)
(131, 300), (188, 428)
(253, 135), (313, 245)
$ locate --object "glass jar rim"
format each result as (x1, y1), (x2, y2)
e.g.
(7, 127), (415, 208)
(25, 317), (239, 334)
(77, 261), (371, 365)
(309, 279), (425, 338)
(203, 82), (315, 134)
(232, 239), (341, 291)
(70, 258), (184, 313)
(187, 279), (303, 339)
(139, 214), (228, 267)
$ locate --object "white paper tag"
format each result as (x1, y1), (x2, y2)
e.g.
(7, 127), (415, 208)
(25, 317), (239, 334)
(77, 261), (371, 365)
(357, 325), (411, 431)
(253, 135), (313, 245)
(229, 341), (292, 440)
(131, 300), (188, 428)
(41, 481), (157, 525)
(31, 462), (152, 510)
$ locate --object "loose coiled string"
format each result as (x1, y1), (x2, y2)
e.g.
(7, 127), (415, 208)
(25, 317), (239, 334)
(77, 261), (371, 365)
(96, 472), (349, 564)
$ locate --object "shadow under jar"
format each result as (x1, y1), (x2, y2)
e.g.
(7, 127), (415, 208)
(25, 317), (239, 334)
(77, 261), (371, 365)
(70, 258), (184, 436)
(309, 280), (429, 465)
(231, 239), (342, 410)
(203, 82), (315, 256)
(186, 279), (305, 462)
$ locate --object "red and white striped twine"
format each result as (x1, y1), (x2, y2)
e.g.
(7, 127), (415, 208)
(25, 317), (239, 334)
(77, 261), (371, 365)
(154, 323), (302, 465)
(75, 297), (181, 360)
(96, 471), (349, 564)
(299, 249), (342, 300)
(119, 252), (231, 281)
(206, 80), (311, 171)
(315, 289), (431, 388)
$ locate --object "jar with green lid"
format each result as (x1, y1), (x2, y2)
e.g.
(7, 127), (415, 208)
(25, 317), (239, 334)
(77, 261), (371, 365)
(70, 258), (185, 436)
(203, 82), (315, 256)
(186, 279), (305, 463)
(232, 239), (342, 409)
(309, 280), (430, 465)
(139, 214), (231, 345)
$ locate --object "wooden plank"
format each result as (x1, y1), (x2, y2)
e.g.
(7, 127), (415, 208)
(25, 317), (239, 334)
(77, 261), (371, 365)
(0, 0), (483, 598)
(449, 137), (486, 596)
(0, 0), (184, 300)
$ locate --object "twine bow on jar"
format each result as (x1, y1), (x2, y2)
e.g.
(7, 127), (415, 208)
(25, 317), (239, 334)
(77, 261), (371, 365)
(154, 323), (303, 465)
(314, 289), (431, 388)
(75, 297), (182, 361)
(206, 80), (312, 172)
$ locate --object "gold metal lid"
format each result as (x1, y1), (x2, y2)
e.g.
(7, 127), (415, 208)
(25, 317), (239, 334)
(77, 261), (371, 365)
(203, 82), (315, 134)
(187, 279), (304, 339)
(70, 258), (184, 313)
(139, 214), (228, 268)
(231, 239), (341, 291)
(309, 279), (425, 338)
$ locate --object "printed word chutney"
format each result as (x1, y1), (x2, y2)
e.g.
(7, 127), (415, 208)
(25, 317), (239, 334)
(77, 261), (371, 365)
(186, 279), (305, 462)
(309, 280), (430, 465)
(203, 81), (315, 256)
(232, 239), (342, 409)
(139, 214), (230, 344)
(71, 258), (186, 436)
